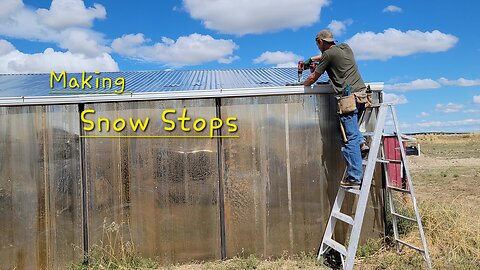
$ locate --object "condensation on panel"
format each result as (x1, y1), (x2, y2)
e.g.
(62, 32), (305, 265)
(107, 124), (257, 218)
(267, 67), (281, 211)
(44, 105), (83, 269)
(220, 94), (341, 257)
(84, 99), (221, 264)
(0, 106), (44, 270)
(220, 93), (384, 258)
(0, 105), (82, 270)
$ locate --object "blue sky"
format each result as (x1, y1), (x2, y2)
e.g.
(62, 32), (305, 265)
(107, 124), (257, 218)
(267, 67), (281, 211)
(0, 0), (479, 132)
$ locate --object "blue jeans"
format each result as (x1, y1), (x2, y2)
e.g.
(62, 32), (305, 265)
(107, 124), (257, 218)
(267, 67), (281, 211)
(340, 103), (365, 183)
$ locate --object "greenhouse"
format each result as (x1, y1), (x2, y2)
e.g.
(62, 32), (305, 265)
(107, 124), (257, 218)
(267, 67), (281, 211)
(0, 68), (384, 269)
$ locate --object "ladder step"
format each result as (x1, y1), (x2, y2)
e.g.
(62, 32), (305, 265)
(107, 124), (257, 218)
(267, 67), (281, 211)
(361, 132), (396, 137)
(332, 211), (354, 225)
(392, 212), (417, 222)
(387, 185), (410, 193)
(362, 159), (390, 165)
(341, 186), (361, 195)
(324, 238), (347, 256)
(396, 239), (425, 253)
(380, 159), (402, 164)
(367, 103), (382, 108)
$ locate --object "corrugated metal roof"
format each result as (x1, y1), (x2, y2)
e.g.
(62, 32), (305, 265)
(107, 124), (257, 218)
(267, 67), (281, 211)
(0, 68), (330, 97)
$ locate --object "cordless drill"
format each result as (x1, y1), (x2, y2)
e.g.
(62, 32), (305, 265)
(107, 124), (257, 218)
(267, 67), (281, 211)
(297, 61), (317, 82)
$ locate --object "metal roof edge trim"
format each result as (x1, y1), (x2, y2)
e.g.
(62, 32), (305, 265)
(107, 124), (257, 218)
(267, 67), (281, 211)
(0, 82), (383, 106)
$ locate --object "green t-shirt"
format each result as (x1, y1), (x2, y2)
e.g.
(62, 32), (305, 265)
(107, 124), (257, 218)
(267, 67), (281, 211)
(314, 43), (366, 95)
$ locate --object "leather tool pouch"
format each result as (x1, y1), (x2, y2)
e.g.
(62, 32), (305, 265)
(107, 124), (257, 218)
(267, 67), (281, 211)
(337, 94), (357, 114)
(353, 90), (371, 104)
(353, 90), (373, 107)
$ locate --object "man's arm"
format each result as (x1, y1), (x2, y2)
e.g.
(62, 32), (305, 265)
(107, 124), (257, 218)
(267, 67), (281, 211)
(304, 53), (329, 86)
(304, 72), (322, 86)
(310, 55), (322, 62)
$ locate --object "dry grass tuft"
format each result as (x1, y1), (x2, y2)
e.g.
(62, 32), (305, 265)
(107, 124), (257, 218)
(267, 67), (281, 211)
(71, 219), (159, 270)
(358, 200), (480, 269)
(420, 201), (480, 268)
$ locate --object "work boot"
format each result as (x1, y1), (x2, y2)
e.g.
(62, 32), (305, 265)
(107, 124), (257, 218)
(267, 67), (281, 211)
(340, 179), (361, 189)
(361, 142), (370, 158)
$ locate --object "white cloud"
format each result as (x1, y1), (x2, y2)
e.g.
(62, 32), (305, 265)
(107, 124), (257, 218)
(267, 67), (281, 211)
(0, 0), (108, 57)
(347, 28), (458, 60)
(36, 0), (106, 30)
(0, 0), (23, 19)
(435, 103), (464, 113)
(416, 119), (480, 128)
(474, 95), (480, 104)
(0, 6), (57, 41)
(59, 29), (110, 57)
(0, 1), (118, 73)
(182, 0), (330, 35)
(463, 109), (480, 114)
(385, 79), (441, 91)
(0, 39), (16, 55)
(253, 51), (302, 68)
(0, 39), (118, 73)
(327, 19), (352, 36)
(218, 55), (240, 64)
(385, 77), (480, 91)
(0, 0), (106, 40)
(417, 112), (430, 118)
(111, 33), (145, 56)
(438, 77), (480, 87)
(383, 93), (408, 104)
(383, 5), (402, 13)
(112, 33), (239, 67)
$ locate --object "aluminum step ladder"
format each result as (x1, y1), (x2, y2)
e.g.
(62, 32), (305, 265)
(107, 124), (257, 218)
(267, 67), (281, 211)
(317, 103), (432, 270)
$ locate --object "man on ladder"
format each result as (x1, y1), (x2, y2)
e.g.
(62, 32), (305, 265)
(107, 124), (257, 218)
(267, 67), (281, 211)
(304, 29), (369, 188)
(303, 30), (432, 269)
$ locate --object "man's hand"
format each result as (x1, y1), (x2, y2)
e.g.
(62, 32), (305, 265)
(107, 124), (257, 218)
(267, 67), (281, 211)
(304, 58), (312, 66)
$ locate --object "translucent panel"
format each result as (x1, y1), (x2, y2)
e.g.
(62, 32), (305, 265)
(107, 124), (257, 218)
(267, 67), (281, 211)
(0, 92), (384, 267)
(44, 105), (84, 268)
(84, 99), (221, 264)
(0, 105), (82, 269)
(220, 94), (384, 257)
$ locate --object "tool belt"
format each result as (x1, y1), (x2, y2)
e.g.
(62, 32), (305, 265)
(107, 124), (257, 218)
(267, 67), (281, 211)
(354, 89), (374, 107)
(336, 89), (373, 114)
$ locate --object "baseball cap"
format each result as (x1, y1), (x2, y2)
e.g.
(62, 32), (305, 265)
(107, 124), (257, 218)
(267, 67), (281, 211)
(316, 29), (335, 42)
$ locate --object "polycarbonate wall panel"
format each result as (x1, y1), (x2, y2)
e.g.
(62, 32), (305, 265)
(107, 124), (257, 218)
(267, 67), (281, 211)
(0, 92), (384, 268)
(220, 94), (384, 258)
(220, 94), (339, 256)
(84, 99), (221, 264)
(0, 105), (82, 270)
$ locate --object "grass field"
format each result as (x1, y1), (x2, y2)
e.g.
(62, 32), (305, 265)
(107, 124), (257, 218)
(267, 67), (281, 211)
(77, 133), (480, 270)
(356, 133), (480, 269)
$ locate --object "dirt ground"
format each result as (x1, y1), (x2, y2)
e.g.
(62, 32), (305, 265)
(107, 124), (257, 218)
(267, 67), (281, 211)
(408, 134), (480, 214)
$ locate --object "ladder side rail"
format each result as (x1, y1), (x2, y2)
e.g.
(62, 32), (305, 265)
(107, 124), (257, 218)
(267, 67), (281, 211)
(358, 105), (373, 132)
(344, 105), (389, 270)
(381, 145), (401, 251)
(390, 105), (432, 270)
(318, 189), (346, 258)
